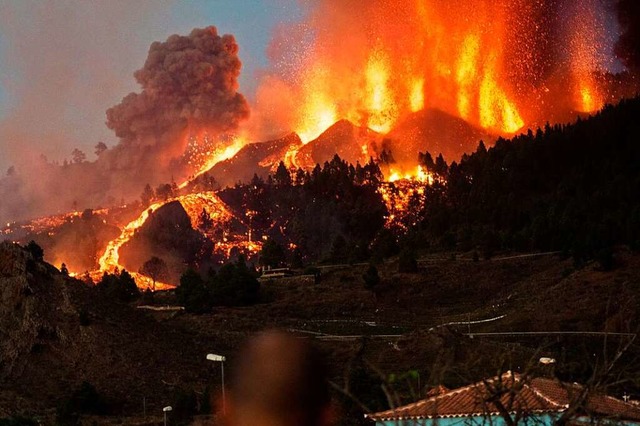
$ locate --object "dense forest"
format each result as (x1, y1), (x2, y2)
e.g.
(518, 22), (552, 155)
(409, 97), (640, 264)
(219, 157), (388, 264)
(218, 96), (640, 269)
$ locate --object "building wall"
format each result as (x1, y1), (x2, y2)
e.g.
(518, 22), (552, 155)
(375, 413), (559, 426)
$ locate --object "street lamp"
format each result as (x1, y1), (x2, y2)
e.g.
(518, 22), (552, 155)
(163, 406), (172, 426)
(206, 353), (227, 415)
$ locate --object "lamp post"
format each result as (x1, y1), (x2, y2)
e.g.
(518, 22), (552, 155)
(163, 406), (172, 426)
(206, 353), (227, 415)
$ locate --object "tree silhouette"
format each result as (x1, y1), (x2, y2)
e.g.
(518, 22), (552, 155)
(94, 142), (107, 157)
(26, 240), (44, 261)
(139, 256), (169, 291)
(197, 208), (214, 232)
(71, 148), (86, 164)
(140, 184), (154, 205)
(259, 239), (286, 268)
(362, 264), (380, 291)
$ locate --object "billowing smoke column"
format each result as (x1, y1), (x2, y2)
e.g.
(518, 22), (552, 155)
(104, 26), (250, 185)
(0, 26), (250, 224)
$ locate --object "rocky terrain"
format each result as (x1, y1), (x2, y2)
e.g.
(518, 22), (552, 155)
(2, 240), (639, 424)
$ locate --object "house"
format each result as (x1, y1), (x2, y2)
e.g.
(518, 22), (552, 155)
(366, 372), (640, 426)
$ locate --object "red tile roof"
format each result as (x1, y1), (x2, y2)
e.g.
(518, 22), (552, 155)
(366, 372), (640, 423)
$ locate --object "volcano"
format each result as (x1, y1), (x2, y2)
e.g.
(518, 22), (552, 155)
(297, 119), (383, 167)
(384, 108), (495, 164)
(206, 111), (495, 186)
(208, 132), (303, 187)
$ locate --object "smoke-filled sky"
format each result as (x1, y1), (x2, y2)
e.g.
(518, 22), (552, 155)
(0, 0), (304, 173)
(0, 0), (634, 178)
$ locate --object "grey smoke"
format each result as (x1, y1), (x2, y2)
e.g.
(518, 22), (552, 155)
(106, 26), (250, 171)
(0, 24), (250, 224)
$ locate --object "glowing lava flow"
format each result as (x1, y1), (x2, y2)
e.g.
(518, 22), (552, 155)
(98, 192), (236, 290)
(179, 134), (246, 189)
(98, 199), (170, 289)
(99, 133), (246, 289)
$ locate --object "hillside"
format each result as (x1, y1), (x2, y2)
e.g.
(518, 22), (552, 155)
(409, 97), (640, 260)
(4, 96), (640, 424)
(385, 108), (494, 164)
(0, 241), (218, 420)
(207, 133), (303, 187)
(3, 239), (640, 424)
(297, 119), (383, 167)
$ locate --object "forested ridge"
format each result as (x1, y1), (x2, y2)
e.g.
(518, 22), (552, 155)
(220, 96), (640, 266)
(412, 96), (640, 261)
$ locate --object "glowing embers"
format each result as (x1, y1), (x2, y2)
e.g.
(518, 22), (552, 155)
(296, 66), (338, 144)
(180, 133), (246, 189)
(569, 3), (605, 113)
(386, 165), (433, 184)
(378, 178), (427, 231)
(478, 61), (524, 134)
(409, 78), (425, 112)
(277, 0), (633, 150)
(365, 48), (399, 133)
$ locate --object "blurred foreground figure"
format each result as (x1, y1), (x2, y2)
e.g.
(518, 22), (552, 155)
(224, 330), (332, 426)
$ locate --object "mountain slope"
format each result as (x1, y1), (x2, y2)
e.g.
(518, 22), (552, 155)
(297, 119), (383, 167)
(208, 133), (303, 187)
(385, 108), (495, 163)
(0, 241), (217, 416)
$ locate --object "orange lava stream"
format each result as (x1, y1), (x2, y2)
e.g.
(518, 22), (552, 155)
(179, 135), (246, 189)
(98, 199), (168, 285)
(98, 131), (246, 289)
(97, 192), (235, 290)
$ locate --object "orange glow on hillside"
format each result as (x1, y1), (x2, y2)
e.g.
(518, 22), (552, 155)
(180, 134), (247, 189)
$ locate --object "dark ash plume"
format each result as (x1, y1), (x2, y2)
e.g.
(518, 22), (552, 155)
(0, 26), (251, 224)
(105, 26), (250, 181)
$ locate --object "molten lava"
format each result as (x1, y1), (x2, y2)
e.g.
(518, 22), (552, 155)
(97, 191), (238, 289)
(180, 133), (247, 189)
(19, 1), (625, 290)
(97, 132), (250, 289)
(261, 0), (617, 175)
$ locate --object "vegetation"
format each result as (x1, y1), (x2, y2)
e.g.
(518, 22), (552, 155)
(96, 270), (140, 302)
(362, 264), (380, 290)
(25, 240), (44, 262)
(398, 249), (418, 273)
(139, 256), (169, 291)
(219, 155), (387, 264)
(401, 97), (640, 264)
(0, 417), (38, 426)
(119, 201), (214, 282)
(176, 256), (260, 312)
(175, 268), (211, 313)
(56, 381), (108, 425)
(259, 239), (286, 268)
